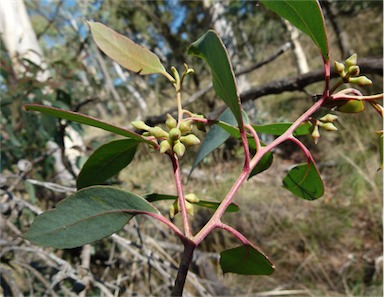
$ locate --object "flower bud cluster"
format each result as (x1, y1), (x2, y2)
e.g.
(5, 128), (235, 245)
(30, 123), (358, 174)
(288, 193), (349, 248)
(131, 113), (202, 158)
(311, 113), (338, 144)
(334, 53), (372, 87)
(169, 193), (200, 219)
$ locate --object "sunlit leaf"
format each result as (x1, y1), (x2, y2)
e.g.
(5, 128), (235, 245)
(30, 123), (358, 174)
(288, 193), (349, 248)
(261, 0), (328, 61)
(88, 21), (167, 76)
(143, 193), (239, 212)
(77, 139), (138, 189)
(24, 104), (152, 143)
(24, 186), (159, 249)
(220, 244), (275, 275)
(188, 30), (244, 128)
(336, 100), (366, 113)
(282, 160), (324, 200)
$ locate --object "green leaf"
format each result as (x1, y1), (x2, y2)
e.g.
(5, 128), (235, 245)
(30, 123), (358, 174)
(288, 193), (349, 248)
(143, 193), (239, 213)
(191, 108), (236, 173)
(249, 151), (273, 179)
(77, 139), (138, 190)
(24, 104), (151, 144)
(282, 160), (324, 200)
(261, 0), (328, 61)
(220, 244), (275, 275)
(336, 100), (366, 113)
(188, 30), (244, 128)
(253, 122), (312, 136)
(88, 21), (167, 76)
(24, 186), (159, 249)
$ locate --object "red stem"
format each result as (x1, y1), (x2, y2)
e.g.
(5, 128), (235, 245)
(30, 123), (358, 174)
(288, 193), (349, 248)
(169, 155), (192, 238)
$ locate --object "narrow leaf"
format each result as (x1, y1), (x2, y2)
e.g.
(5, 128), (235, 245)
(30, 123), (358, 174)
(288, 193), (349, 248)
(24, 104), (151, 143)
(24, 186), (159, 249)
(188, 30), (244, 128)
(77, 139), (138, 189)
(253, 122), (312, 136)
(191, 108), (236, 173)
(220, 244), (275, 275)
(261, 0), (328, 61)
(88, 21), (167, 76)
(282, 160), (324, 200)
(143, 193), (239, 213)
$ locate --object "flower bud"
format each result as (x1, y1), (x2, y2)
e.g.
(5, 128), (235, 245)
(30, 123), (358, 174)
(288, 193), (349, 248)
(169, 128), (181, 141)
(169, 200), (179, 219)
(173, 140), (186, 158)
(312, 125), (320, 144)
(160, 140), (172, 154)
(149, 126), (169, 139)
(179, 120), (193, 133)
(345, 53), (357, 70)
(165, 114), (177, 129)
(319, 114), (338, 123)
(334, 61), (345, 77)
(319, 122), (338, 131)
(185, 193), (199, 203)
(180, 134), (200, 146)
(185, 201), (194, 216)
(348, 76), (372, 87)
(347, 65), (360, 77)
(131, 121), (151, 131)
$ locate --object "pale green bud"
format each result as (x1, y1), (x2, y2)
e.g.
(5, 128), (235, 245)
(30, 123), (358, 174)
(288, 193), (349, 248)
(173, 140), (186, 158)
(319, 122), (338, 131)
(349, 76), (372, 87)
(149, 127), (169, 139)
(169, 200), (179, 219)
(159, 140), (172, 154)
(319, 114), (338, 123)
(179, 120), (193, 133)
(185, 201), (194, 216)
(345, 53), (357, 70)
(166, 114), (177, 129)
(171, 66), (180, 84)
(334, 61), (346, 77)
(131, 121), (151, 131)
(169, 128), (181, 141)
(347, 65), (360, 77)
(180, 134), (200, 146)
(312, 125), (320, 144)
(185, 193), (199, 203)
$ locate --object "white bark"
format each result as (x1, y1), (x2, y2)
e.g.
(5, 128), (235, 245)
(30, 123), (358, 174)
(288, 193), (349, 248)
(0, 0), (49, 81)
(0, 0), (84, 186)
(284, 20), (309, 75)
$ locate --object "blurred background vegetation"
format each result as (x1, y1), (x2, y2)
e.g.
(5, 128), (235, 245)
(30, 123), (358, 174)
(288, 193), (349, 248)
(0, 1), (382, 296)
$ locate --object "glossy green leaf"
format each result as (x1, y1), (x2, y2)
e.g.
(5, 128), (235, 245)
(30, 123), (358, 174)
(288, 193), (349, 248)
(220, 244), (275, 275)
(24, 104), (151, 143)
(191, 108), (236, 173)
(24, 186), (159, 249)
(188, 30), (244, 128)
(253, 122), (312, 136)
(143, 193), (239, 213)
(249, 151), (273, 179)
(282, 161), (324, 200)
(77, 139), (138, 189)
(88, 21), (167, 76)
(261, 0), (328, 61)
